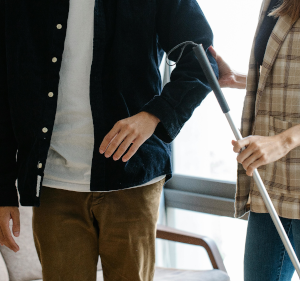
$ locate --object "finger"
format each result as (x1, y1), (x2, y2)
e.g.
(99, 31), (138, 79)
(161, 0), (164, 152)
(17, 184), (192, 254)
(242, 151), (262, 170)
(11, 209), (20, 237)
(208, 46), (217, 59)
(233, 138), (250, 153)
(122, 137), (144, 162)
(0, 227), (4, 246)
(232, 140), (237, 147)
(237, 143), (257, 164)
(99, 122), (122, 154)
(246, 158), (265, 176)
(104, 127), (131, 158)
(113, 134), (136, 161)
(1, 223), (19, 252)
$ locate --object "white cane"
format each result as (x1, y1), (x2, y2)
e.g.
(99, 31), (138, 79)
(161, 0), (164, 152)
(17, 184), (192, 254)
(192, 44), (300, 278)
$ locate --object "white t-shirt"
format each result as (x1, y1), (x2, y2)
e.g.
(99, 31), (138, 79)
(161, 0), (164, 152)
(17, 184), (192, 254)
(43, 0), (165, 192)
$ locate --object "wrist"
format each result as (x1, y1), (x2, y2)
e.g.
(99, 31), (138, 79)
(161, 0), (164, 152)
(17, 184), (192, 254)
(278, 131), (296, 153)
(140, 111), (160, 126)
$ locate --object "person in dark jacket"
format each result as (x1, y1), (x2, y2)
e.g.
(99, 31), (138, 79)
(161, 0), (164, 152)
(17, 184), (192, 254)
(0, 0), (218, 280)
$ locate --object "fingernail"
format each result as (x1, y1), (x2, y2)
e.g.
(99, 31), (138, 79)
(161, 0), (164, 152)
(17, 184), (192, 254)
(100, 149), (104, 154)
(14, 232), (20, 237)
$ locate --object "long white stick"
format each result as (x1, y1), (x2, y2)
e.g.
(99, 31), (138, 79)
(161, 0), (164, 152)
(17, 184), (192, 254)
(193, 44), (300, 277)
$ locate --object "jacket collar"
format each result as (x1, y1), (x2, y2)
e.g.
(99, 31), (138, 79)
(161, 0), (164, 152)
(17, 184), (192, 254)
(246, 0), (271, 93)
(255, 13), (295, 115)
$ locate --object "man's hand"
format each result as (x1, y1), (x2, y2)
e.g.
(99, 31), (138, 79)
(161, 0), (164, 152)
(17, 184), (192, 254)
(99, 111), (160, 162)
(208, 46), (247, 89)
(232, 135), (291, 177)
(0, 207), (20, 252)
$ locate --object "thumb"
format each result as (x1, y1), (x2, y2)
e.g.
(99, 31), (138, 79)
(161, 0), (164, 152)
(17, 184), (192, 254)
(11, 209), (20, 237)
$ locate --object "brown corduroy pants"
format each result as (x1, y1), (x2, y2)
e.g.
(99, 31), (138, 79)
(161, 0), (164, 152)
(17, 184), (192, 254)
(32, 179), (164, 281)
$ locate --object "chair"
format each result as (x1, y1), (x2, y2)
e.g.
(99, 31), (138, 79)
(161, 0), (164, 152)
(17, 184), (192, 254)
(153, 225), (230, 280)
(0, 206), (230, 281)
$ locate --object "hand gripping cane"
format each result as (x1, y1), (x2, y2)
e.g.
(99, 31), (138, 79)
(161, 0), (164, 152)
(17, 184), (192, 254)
(193, 44), (300, 277)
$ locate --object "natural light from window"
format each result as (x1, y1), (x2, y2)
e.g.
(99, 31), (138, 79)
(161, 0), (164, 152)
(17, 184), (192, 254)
(159, 1), (299, 280)
(167, 1), (297, 281)
(174, 0), (262, 182)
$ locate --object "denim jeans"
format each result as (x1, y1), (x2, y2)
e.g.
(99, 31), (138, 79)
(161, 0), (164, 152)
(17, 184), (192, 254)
(244, 211), (300, 281)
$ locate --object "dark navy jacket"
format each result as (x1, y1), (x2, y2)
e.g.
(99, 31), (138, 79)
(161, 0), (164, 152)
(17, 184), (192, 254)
(0, 0), (218, 207)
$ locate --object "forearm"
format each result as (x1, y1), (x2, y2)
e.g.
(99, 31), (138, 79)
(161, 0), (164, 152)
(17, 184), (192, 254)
(147, 0), (217, 143)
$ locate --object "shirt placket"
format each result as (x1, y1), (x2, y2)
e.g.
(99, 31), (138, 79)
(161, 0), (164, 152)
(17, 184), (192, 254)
(35, 0), (70, 201)
(89, 0), (107, 190)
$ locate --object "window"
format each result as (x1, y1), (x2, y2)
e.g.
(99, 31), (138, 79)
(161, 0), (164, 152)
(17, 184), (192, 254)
(173, 0), (263, 182)
(157, 1), (268, 281)
(158, 1), (299, 280)
(165, 208), (248, 279)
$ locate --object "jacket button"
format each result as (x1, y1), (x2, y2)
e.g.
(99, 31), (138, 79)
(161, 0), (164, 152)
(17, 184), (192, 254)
(56, 24), (62, 29)
(48, 92), (54, 97)
(42, 127), (48, 133)
(37, 163), (43, 169)
(52, 57), (57, 63)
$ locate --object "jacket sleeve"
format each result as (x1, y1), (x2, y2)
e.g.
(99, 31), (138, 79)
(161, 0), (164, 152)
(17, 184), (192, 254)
(0, 0), (19, 206)
(141, 0), (219, 143)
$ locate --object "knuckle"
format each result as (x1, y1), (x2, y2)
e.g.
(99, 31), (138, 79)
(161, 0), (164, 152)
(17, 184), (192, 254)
(116, 120), (123, 126)
(132, 128), (138, 135)
(122, 123), (130, 129)
(126, 124), (134, 131)
(261, 155), (267, 163)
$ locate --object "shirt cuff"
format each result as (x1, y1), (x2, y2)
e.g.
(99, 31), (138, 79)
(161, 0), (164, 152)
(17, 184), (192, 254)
(141, 96), (181, 143)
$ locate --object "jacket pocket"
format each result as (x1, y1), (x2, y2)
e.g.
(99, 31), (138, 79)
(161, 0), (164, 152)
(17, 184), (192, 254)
(264, 116), (300, 195)
(269, 116), (299, 136)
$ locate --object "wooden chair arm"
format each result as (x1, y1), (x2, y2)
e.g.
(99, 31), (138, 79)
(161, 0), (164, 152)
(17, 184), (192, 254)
(156, 224), (227, 273)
